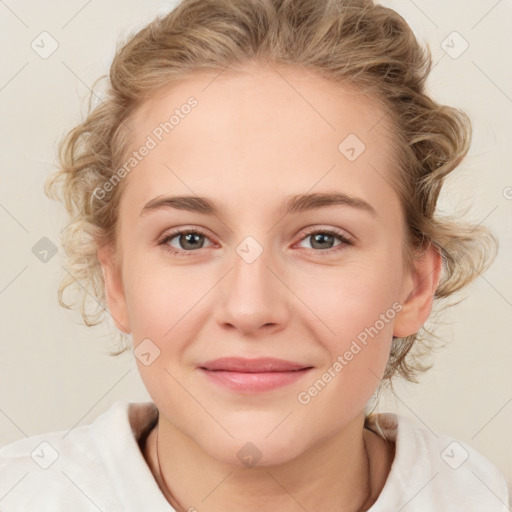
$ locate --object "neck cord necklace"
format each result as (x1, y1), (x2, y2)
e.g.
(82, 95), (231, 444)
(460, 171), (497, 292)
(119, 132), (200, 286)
(357, 434), (373, 512)
(154, 427), (373, 512)
(155, 427), (183, 511)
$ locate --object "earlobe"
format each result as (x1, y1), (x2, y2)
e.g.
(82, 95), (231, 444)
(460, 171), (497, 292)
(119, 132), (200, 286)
(393, 242), (443, 338)
(97, 244), (132, 334)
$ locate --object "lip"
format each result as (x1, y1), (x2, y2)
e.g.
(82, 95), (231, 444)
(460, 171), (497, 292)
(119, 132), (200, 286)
(200, 357), (311, 372)
(198, 357), (313, 392)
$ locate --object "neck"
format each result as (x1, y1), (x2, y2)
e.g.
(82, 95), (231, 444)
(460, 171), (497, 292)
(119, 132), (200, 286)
(142, 412), (393, 512)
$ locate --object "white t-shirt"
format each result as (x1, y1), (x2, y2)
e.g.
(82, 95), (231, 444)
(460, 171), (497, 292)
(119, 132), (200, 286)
(0, 400), (509, 511)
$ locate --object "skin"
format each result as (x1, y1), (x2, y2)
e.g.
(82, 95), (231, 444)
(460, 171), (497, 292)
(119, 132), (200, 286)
(98, 60), (442, 511)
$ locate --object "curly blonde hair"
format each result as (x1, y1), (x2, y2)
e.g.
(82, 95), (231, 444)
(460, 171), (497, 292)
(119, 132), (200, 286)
(46, 0), (498, 401)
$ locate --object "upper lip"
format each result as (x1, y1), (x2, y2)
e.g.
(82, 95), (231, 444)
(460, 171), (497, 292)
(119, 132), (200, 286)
(199, 357), (312, 373)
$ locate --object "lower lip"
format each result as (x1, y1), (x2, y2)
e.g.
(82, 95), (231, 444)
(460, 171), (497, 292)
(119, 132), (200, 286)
(199, 368), (312, 392)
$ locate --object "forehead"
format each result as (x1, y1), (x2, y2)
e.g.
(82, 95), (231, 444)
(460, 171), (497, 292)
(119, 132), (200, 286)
(121, 61), (399, 221)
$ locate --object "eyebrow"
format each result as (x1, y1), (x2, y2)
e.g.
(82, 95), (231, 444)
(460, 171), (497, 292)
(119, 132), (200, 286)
(140, 192), (378, 218)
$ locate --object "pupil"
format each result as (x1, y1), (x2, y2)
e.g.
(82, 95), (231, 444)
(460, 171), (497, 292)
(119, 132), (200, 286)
(182, 233), (202, 249)
(313, 233), (333, 249)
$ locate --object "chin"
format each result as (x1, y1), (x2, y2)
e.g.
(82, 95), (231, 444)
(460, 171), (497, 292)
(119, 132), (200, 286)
(200, 432), (307, 469)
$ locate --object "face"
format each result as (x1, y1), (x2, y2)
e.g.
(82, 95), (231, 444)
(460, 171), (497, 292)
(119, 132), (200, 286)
(100, 61), (437, 466)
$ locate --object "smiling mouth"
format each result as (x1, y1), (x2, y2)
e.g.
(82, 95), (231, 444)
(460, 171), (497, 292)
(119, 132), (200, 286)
(198, 357), (313, 392)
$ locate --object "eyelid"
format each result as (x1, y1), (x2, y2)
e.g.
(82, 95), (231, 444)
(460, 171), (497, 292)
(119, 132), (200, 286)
(298, 225), (353, 243)
(157, 225), (214, 246)
(293, 226), (353, 254)
(156, 226), (216, 249)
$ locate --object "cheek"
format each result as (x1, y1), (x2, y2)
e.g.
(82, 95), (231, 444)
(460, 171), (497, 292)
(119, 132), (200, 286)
(294, 272), (396, 427)
(122, 250), (209, 337)
(291, 259), (400, 390)
(291, 256), (402, 335)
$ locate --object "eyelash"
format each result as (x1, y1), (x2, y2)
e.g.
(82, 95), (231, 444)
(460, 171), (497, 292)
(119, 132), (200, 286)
(158, 226), (353, 257)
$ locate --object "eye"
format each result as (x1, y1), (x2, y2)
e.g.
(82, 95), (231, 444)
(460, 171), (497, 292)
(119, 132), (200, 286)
(159, 227), (215, 256)
(296, 227), (353, 254)
(158, 226), (353, 257)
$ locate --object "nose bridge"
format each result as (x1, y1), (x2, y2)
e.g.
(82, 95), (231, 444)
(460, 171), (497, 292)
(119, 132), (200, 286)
(232, 237), (273, 295)
(231, 234), (278, 302)
(216, 233), (289, 333)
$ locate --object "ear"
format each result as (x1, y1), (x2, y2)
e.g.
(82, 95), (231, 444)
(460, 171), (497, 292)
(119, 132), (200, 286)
(393, 241), (443, 338)
(97, 243), (132, 334)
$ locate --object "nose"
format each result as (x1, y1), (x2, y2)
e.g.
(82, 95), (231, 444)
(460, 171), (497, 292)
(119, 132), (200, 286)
(215, 242), (291, 336)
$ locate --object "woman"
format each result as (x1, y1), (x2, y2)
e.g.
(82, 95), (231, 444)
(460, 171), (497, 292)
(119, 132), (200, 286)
(1, 0), (509, 510)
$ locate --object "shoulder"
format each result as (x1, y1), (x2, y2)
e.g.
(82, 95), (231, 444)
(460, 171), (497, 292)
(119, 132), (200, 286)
(368, 412), (510, 512)
(0, 400), (134, 511)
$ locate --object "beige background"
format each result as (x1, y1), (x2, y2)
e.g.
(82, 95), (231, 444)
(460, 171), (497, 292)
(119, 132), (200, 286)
(1, 0), (511, 492)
